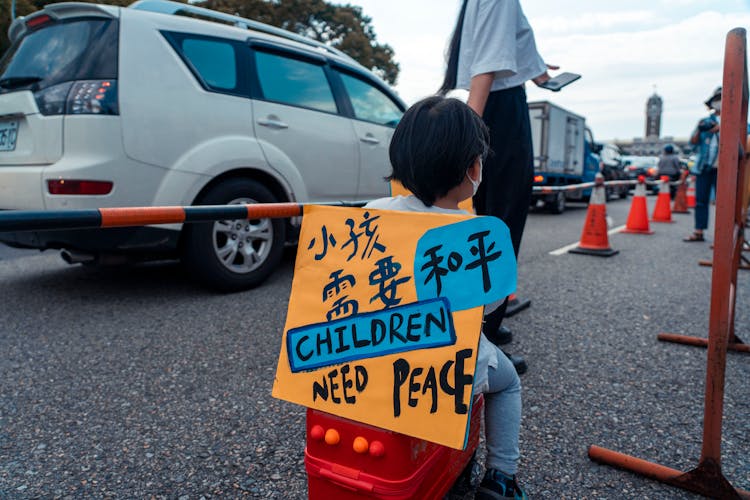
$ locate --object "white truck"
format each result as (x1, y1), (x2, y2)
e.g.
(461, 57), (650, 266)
(528, 101), (600, 213)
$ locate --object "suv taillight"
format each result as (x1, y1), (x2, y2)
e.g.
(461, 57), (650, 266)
(47, 179), (113, 195)
(34, 80), (118, 116)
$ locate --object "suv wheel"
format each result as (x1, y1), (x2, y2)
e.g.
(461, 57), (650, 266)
(182, 178), (286, 292)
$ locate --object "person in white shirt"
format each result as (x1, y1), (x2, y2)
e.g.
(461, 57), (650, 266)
(439, 0), (555, 372)
(367, 96), (527, 500)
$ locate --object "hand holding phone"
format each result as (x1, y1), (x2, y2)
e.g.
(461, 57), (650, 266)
(537, 72), (581, 92)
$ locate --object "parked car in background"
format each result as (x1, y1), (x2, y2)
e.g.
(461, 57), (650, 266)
(621, 155), (660, 194)
(597, 142), (629, 199)
(0, 0), (405, 291)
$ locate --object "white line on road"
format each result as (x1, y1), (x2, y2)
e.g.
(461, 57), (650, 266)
(549, 225), (627, 256)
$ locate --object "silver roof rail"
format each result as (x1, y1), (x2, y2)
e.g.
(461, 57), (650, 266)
(129, 0), (353, 62)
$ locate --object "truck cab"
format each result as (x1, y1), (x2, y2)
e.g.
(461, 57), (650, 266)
(583, 126), (602, 187)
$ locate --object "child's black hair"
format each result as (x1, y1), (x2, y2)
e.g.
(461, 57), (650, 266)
(388, 95), (490, 206)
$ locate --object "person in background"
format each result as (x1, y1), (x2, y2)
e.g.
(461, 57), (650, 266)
(657, 144), (682, 198)
(366, 96), (528, 500)
(438, 0), (556, 375)
(684, 87), (721, 242)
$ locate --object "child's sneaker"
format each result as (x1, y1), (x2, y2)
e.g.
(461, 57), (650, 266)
(474, 469), (528, 499)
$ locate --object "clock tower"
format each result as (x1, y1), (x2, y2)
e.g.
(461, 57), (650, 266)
(645, 91), (662, 139)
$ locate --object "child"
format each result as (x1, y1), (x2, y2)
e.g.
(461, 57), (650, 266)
(366, 95), (526, 500)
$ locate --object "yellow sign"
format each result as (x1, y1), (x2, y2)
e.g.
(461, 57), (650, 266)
(391, 180), (474, 213)
(272, 205), (516, 449)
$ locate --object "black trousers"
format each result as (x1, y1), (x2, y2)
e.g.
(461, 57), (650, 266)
(473, 86), (534, 332)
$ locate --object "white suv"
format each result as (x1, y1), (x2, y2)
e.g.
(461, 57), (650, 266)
(0, 0), (404, 290)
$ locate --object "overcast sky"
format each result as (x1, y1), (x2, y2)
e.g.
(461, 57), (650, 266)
(351, 0), (750, 142)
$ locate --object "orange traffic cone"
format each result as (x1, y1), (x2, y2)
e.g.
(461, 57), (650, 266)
(570, 174), (619, 257)
(651, 175), (674, 223)
(672, 171), (689, 213)
(686, 175), (697, 208)
(505, 292), (531, 317)
(622, 175), (654, 234)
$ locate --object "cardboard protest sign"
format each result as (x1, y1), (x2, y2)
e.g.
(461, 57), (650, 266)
(391, 180), (474, 213)
(272, 205), (515, 449)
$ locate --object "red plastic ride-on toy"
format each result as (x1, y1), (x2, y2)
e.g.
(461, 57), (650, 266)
(305, 395), (484, 499)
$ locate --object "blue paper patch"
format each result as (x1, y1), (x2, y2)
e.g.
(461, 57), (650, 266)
(414, 217), (516, 311)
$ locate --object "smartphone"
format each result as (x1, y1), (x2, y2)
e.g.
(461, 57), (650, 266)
(538, 72), (581, 92)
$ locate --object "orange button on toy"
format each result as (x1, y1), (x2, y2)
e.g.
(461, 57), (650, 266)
(352, 436), (368, 454)
(324, 428), (340, 445)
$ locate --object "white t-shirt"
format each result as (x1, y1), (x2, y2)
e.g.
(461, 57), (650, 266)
(365, 195), (501, 394)
(456, 0), (547, 92)
(365, 194), (464, 214)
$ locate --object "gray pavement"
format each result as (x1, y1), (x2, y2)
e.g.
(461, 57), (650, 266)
(0, 244), (41, 261)
(511, 198), (749, 499)
(0, 195), (748, 499)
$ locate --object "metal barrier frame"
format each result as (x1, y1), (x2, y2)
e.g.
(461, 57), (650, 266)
(589, 28), (750, 499)
(0, 203), (372, 232)
(0, 179), (645, 233)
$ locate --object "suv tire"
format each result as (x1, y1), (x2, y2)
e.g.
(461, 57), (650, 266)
(182, 178), (286, 292)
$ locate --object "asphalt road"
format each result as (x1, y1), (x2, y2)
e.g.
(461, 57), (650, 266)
(0, 245), (41, 261)
(1, 194), (748, 499)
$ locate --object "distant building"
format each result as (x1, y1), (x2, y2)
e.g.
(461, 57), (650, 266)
(614, 91), (691, 157)
(618, 136), (691, 157)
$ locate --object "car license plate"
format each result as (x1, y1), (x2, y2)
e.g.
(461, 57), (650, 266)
(0, 120), (19, 151)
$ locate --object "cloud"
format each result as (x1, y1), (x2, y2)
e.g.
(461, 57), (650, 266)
(533, 10), (659, 36)
(355, 1), (750, 140)
(526, 10), (749, 139)
(661, 0), (724, 5)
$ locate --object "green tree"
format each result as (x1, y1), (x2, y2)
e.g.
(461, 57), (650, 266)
(1, 0), (399, 85)
(201, 0), (399, 84)
(1, 0), (36, 56)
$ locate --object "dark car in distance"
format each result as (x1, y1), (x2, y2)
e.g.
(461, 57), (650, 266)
(621, 155), (660, 194)
(597, 143), (629, 199)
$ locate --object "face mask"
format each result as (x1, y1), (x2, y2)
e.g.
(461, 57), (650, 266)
(712, 100), (721, 112)
(467, 161), (483, 196)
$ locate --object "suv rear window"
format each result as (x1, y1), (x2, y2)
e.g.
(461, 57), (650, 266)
(182, 39), (237, 90)
(0, 19), (118, 93)
(162, 32), (245, 95)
